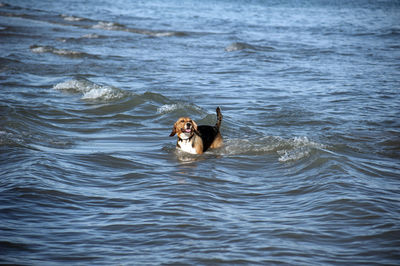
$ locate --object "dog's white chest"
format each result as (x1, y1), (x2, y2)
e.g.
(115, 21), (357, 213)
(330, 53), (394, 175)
(178, 140), (197, 154)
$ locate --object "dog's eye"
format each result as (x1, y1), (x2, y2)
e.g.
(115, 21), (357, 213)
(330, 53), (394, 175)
(180, 119), (184, 123)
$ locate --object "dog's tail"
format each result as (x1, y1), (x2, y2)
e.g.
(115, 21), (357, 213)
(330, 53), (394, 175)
(215, 107), (223, 130)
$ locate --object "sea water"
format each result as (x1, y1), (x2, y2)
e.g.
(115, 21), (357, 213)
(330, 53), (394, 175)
(1, 0), (399, 264)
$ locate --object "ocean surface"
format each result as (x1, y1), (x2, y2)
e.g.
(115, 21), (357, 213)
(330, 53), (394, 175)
(1, 0), (400, 265)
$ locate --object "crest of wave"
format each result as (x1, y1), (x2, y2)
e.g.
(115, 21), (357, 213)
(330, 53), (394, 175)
(53, 79), (127, 101)
(30, 45), (86, 58)
(61, 14), (85, 22)
(157, 103), (203, 114)
(220, 136), (325, 162)
(92, 21), (125, 31)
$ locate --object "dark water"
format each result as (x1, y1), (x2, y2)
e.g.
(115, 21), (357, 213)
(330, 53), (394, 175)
(1, 0), (400, 264)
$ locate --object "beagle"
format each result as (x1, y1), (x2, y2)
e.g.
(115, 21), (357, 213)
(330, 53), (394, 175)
(170, 107), (223, 154)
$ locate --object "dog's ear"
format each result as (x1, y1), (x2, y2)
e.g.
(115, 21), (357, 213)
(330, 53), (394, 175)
(192, 121), (198, 131)
(192, 121), (200, 135)
(169, 123), (177, 137)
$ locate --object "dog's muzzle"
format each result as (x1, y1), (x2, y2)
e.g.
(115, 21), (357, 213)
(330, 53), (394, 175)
(183, 123), (192, 133)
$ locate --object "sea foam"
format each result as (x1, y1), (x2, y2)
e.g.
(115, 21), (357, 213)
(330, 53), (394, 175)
(277, 136), (325, 162)
(54, 79), (127, 101)
(92, 21), (125, 31)
(218, 136), (325, 162)
(157, 103), (202, 114)
(30, 45), (88, 58)
(61, 14), (85, 22)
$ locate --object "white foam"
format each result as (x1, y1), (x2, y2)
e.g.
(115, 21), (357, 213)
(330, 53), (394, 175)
(219, 136), (283, 156)
(54, 79), (91, 92)
(92, 21), (124, 31)
(216, 136), (325, 162)
(30, 45), (52, 53)
(81, 86), (122, 101)
(30, 45), (85, 58)
(81, 33), (101, 39)
(151, 31), (177, 37)
(54, 79), (127, 101)
(61, 14), (84, 21)
(157, 104), (179, 113)
(277, 136), (325, 162)
(53, 49), (82, 56)
(157, 103), (201, 114)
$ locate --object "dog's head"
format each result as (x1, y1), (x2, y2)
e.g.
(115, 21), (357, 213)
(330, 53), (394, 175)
(170, 117), (198, 139)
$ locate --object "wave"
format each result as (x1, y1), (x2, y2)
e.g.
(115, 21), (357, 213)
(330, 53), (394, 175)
(225, 42), (256, 52)
(157, 103), (203, 115)
(147, 31), (187, 37)
(217, 136), (325, 162)
(92, 21), (187, 37)
(0, 130), (25, 147)
(57, 33), (105, 43)
(1, 3), (189, 38)
(61, 14), (86, 22)
(225, 42), (275, 52)
(276, 137), (326, 162)
(81, 33), (103, 39)
(52, 80), (327, 163)
(53, 79), (128, 101)
(92, 21), (125, 31)
(378, 28), (400, 38)
(171, 135), (326, 163)
(30, 45), (94, 58)
(0, 124), (73, 151)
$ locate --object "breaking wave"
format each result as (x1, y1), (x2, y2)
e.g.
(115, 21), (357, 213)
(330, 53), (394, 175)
(92, 21), (125, 31)
(157, 103), (203, 114)
(171, 135), (326, 163)
(53, 79), (128, 101)
(52, 80), (324, 163)
(212, 136), (326, 162)
(30, 45), (94, 58)
(61, 14), (85, 22)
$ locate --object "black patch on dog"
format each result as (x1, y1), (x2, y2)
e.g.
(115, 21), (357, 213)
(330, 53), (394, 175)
(197, 125), (219, 152)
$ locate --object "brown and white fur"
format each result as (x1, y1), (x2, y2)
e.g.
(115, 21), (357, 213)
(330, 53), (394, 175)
(170, 107), (223, 154)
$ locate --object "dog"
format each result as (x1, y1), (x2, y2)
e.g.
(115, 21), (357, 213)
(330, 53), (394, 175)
(170, 107), (223, 154)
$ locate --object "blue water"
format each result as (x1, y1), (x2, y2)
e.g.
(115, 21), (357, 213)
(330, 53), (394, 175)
(1, 0), (400, 264)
